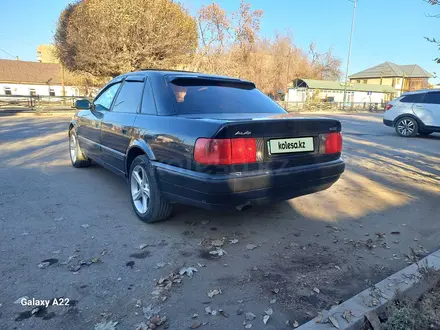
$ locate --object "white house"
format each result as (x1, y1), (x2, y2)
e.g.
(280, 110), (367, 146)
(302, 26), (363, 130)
(287, 78), (396, 105)
(0, 59), (79, 97)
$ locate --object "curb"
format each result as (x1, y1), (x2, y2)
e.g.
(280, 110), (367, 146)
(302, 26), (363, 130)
(296, 248), (440, 330)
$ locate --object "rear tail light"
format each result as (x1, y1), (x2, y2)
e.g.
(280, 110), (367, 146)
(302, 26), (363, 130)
(231, 138), (257, 164)
(194, 139), (231, 165)
(385, 104), (393, 111)
(319, 132), (342, 154)
(194, 138), (257, 165)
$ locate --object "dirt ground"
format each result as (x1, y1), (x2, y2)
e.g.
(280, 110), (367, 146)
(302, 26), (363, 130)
(0, 113), (439, 330)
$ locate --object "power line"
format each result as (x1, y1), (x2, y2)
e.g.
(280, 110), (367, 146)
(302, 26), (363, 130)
(0, 47), (62, 83)
(0, 48), (17, 59)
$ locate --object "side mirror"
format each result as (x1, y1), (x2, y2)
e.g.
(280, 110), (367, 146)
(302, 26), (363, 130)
(75, 99), (91, 110)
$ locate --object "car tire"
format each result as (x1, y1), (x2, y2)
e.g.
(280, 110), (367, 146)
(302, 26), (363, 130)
(419, 131), (433, 136)
(129, 155), (172, 223)
(395, 117), (418, 137)
(69, 129), (91, 167)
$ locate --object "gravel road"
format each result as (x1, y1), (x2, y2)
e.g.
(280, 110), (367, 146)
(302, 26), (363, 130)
(0, 113), (439, 330)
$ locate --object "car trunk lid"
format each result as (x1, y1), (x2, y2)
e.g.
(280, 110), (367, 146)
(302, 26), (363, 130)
(189, 113), (342, 171)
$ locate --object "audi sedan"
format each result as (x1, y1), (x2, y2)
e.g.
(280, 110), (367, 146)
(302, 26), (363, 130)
(69, 70), (345, 223)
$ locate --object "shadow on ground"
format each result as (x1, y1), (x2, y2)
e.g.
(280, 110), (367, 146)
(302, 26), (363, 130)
(1, 115), (439, 329)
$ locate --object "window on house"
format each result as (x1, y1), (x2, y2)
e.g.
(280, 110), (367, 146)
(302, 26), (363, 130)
(356, 80), (361, 83)
(29, 88), (36, 96)
(4, 87), (12, 95)
(363, 80), (367, 84)
(49, 89), (55, 96)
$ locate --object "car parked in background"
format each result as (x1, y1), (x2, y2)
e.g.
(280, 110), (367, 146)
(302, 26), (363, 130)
(68, 70), (345, 223)
(383, 89), (440, 137)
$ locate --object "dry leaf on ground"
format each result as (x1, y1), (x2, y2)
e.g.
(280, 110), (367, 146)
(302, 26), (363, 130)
(207, 289), (222, 298)
(329, 316), (340, 329)
(179, 267), (198, 277)
(263, 315), (270, 324)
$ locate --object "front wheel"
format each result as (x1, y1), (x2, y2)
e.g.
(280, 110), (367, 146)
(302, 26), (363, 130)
(395, 117), (418, 137)
(129, 155), (172, 223)
(69, 129), (91, 167)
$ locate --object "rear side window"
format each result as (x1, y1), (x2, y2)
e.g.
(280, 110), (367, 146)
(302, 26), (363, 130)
(400, 93), (424, 103)
(141, 78), (157, 115)
(423, 92), (440, 105)
(112, 81), (144, 113)
(167, 78), (285, 114)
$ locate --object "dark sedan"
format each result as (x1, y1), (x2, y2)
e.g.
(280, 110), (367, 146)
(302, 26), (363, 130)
(69, 70), (345, 223)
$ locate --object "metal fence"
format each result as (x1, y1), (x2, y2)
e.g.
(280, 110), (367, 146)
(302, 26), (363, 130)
(278, 101), (387, 112)
(1, 95), (386, 113)
(0, 95), (90, 112)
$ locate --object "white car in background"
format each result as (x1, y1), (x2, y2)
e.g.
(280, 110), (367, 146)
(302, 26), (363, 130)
(383, 89), (440, 137)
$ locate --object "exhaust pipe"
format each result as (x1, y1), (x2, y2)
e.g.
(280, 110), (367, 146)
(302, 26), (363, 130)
(236, 201), (252, 211)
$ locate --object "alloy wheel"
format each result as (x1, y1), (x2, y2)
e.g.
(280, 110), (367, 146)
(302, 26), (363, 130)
(130, 165), (150, 214)
(70, 133), (77, 163)
(397, 119), (415, 136)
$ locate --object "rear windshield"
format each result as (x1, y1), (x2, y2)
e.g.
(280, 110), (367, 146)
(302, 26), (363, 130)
(167, 77), (286, 114)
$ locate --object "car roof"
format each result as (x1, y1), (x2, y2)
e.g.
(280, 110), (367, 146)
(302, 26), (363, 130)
(106, 69), (254, 89)
(135, 69), (236, 79)
(402, 89), (439, 96)
(122, 69), (252, 82)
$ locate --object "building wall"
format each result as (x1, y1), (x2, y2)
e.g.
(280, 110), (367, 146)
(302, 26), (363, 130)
(350, 77), (400, 88)
(287, 88), (389, 104)
(36, 44), (59, 64)
(0, 83), (79, 96)
(404, 78), (429, 92)
(350, 77), (429, 96)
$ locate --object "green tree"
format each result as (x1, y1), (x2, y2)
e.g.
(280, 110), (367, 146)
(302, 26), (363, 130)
(54, 0), (198, 76)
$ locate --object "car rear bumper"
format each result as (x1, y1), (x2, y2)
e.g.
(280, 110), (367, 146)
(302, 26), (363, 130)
(153, 159), (345, 210)
(383, 119), (393, 127)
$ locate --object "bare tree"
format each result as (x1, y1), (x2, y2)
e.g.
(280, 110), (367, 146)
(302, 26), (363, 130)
(424, 0), (440, 63)
(198, 2), (231, 50)
(192, 2), (233, 73)
(54, 0), (198, 76)
(54, 0), (342, 97)
(306, 43), (342, 80)
(232, 0), (264, 65)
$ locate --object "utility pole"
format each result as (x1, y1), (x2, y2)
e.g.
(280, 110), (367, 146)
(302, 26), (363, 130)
(342, 0), (359, 110)
(400, 73), (405, 95)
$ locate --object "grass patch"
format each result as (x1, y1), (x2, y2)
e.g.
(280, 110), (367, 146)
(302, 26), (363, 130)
(381, 280), (440, 330)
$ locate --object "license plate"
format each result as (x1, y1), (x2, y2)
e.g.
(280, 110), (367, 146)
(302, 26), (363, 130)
(268, 137), (314, 154)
